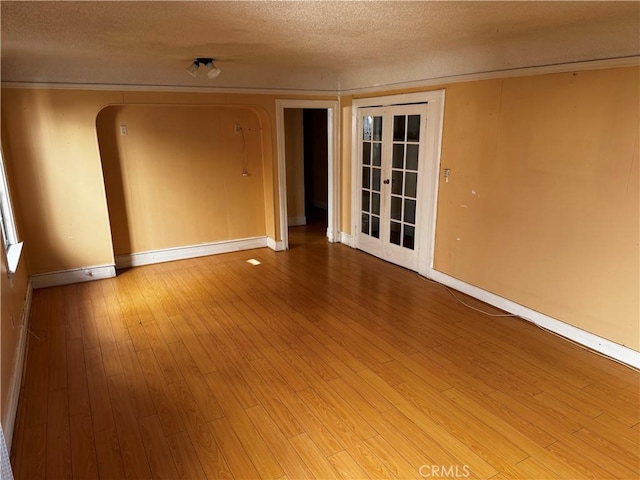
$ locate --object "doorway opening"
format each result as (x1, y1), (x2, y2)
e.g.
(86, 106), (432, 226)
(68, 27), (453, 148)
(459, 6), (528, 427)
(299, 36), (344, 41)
(283, 108), (328, 247)
(276, 99), (339, 250)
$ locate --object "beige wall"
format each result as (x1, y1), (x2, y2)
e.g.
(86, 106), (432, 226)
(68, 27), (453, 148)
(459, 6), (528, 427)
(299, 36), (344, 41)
(0, 243), (29, 428)
(284, 109), (306, 223)
(343, 66), (639, 350)
(436, 67), (639, 349)
(97, 104), (267, 255)
(0, 88), (294, 274)
(1, 89), (122, 273)
(340, 97), (353, 233)
(0, 121), (30, 435)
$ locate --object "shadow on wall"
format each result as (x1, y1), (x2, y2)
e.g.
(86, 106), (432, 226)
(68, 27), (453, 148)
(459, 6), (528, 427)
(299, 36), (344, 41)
(1, 90), (76, 273)
(96, 105), (132, 258)
(96, 104), (268, 262)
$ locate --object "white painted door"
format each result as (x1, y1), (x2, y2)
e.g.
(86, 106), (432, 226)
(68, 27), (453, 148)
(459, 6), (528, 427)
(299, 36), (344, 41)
(357, 104), (428, 271)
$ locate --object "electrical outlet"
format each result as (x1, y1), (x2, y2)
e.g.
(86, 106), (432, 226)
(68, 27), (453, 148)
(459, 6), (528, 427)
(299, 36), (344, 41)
(120, 125), (128, 135)
(234, 124), (242, 133)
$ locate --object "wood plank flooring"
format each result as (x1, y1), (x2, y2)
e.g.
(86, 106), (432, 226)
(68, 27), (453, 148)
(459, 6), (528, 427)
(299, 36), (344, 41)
(11, 223), (640, 479)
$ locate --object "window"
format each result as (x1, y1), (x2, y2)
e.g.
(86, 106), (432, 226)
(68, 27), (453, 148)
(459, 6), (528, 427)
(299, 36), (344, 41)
(0, 147), (22, 274)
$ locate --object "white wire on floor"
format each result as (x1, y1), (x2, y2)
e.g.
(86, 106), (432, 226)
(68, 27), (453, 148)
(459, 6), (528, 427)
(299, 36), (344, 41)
(417, 273), (639, 372)
(417, 273), (518, 317)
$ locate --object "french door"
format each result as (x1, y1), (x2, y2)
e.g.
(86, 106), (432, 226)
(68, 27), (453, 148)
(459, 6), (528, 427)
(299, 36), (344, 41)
(356, 104), (428, 271)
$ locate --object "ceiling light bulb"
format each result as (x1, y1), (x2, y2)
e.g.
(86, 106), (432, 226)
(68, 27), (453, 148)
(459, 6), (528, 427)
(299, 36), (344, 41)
(186, 61), (199, 77)
(207, 63), (221, 79)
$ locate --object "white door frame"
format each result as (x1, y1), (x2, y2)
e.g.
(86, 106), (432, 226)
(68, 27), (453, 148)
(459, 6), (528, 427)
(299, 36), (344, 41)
(276, 99), (340, 250)
(351, 90), (445, 277)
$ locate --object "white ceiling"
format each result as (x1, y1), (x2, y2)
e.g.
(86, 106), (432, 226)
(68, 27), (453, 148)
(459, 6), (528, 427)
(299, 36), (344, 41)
(2, 1), (639, 92)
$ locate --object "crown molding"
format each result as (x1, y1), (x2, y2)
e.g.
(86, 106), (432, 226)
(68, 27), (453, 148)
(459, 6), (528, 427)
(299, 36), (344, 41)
(0, 81), (338, 97)
(341, 56), (640, 96)
(1, 56), (637, 98)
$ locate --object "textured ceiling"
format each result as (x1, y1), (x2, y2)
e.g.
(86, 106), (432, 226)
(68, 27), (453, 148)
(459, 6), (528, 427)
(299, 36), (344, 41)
(1, 1), (639, 91)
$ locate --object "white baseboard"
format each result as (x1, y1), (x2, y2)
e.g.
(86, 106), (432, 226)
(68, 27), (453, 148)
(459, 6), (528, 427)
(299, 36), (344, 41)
(267, 237), (285, 251)
(428, 269), (640, 369)
(288, 216), (307, 227)
(3, 280), (33, 454)
(31, 264), (116, 289)
(339, 232), (355, 248)
(115, 236), (268, 268)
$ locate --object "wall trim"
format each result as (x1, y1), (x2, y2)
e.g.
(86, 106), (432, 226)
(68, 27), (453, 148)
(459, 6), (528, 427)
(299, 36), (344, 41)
(267, 237), (285, 252)
(115, 237), (268, 268)
(0, 81), (338, 96)
(288, 216), (307, 227)
(342, 56), (640, 95)
(339, 232), (355, 248)
(428, 269), (640, 369)
(3, 56), (636, 97)
(31, 264), (116, 289)
(3, 280), (33, 454)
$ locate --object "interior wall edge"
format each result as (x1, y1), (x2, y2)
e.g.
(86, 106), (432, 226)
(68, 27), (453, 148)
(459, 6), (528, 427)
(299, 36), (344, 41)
(339, 232), (355, 248)
(428, 269), (640, 369)
(2, 279), (32, 454)
(267, 237), (285, 251)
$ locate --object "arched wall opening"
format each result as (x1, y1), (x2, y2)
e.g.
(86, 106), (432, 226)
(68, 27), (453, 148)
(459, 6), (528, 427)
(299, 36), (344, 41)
(96, 104), (269, 267)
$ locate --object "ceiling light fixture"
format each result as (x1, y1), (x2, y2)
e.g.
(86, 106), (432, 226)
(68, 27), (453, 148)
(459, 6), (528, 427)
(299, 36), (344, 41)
(186, 57), (221, 79)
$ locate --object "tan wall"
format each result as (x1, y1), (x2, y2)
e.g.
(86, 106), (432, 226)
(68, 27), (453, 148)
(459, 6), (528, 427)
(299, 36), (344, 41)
(1, 89), (122, 273)
(1, 244), (29, 427)
(0, 88), (310, 274)
(340, 97), (353, 233)
(0, 121), (30, 434)
(284, 109), (305, 223)
(342, 66), (639, 350)
(97, 105), (267, 255)
(436, 67), (639, 349)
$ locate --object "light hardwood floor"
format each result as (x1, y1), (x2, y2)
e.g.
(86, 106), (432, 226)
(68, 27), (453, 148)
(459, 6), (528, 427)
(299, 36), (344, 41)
(11, 223), (640, 479)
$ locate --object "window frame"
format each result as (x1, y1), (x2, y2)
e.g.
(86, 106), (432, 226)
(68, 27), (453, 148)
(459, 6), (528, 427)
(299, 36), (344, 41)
(0, 146), (23, 275)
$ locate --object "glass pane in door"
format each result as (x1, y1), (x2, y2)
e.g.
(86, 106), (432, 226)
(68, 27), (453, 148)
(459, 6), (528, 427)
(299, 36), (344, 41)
(389, 114), (420, 250)
(407, 115), (420, 141)
(362, 142), (371, 165)
(393, 116), (406, 141)
(361, 115), (383, 238)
